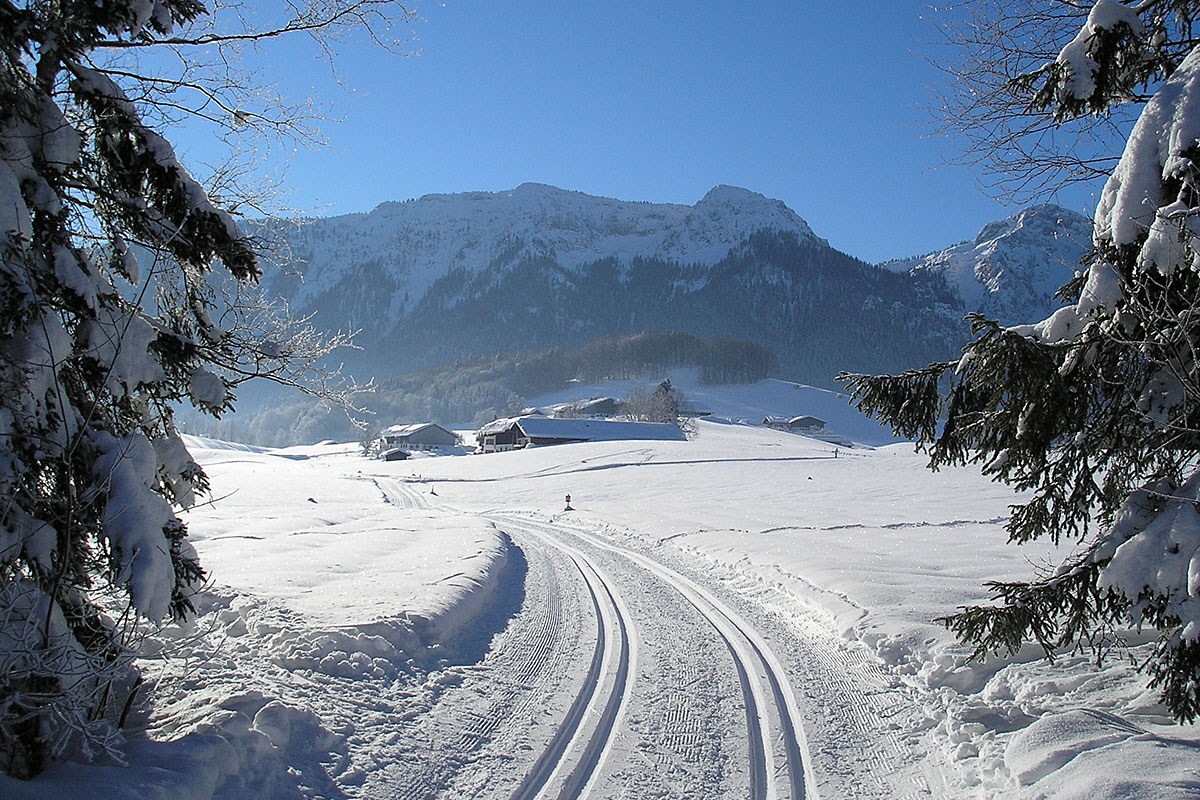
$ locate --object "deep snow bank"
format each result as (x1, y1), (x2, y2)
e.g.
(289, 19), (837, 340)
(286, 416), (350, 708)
(1006, 709), (1200, 799)
(0, 439), (515, 800)
(182, 439), (511, 648)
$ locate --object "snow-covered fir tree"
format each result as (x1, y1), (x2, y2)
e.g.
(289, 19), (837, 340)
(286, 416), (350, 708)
(0, 0), (408, 778)
(845, 0), (1200, 721)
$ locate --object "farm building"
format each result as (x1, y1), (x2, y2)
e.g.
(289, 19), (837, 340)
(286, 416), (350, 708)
(477, 416), (686, 453)
(553, 396), (624, 418)
(763, 415), (827, 433)
(476, 416), (525, 452)
(380, 423), (458, 452)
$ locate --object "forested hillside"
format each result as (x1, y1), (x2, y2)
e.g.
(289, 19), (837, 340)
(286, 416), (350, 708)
(368, 230), (964, 386)
(184, 332), (777, 445)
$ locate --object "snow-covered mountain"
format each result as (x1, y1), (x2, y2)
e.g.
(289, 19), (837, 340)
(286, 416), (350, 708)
(880, 204), (1092, 325)
(257, 186), (1092, 388)
(265, 182), (821, 322)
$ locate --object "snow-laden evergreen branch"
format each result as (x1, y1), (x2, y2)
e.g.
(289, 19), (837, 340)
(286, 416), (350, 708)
(0, 0), (404, 777)
(848, 0), (1200, 722)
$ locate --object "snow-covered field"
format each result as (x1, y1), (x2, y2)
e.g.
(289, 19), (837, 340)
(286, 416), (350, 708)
(4, 383), (1198, 799)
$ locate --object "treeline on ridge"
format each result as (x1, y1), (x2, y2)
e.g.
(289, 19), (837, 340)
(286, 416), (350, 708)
(368, 330), (776, 427)
(494, 330), (777, 392)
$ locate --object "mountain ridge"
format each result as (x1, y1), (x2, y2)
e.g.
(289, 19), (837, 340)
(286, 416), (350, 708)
(256, 184), (1093, 389)
(267, 183), (823, 324)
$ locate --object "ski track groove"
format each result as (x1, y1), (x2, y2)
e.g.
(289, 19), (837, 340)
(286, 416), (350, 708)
(503, 526), (633, 800)
(557, 557), (632, 799)
(489, 512), (810, 800)
(441, 545), (575, 798)
(688, 530), (922, 798)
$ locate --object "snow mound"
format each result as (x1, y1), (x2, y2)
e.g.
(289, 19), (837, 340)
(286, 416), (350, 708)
(180, 433), (269, 453)
(2, 651), (343, 800)
(182, 442), (511, 635)
(1006, 709), (1200, 798)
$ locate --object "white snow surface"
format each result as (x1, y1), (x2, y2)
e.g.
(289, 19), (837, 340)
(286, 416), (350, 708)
(1096, 45), (1200, 257)
(4, 386), (1197, 799)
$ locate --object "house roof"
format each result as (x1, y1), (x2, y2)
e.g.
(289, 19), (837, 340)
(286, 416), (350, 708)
(382, 422), (453, 437)
(477, 416), (523, 436)
(575, 396), (621, 411)
(516, 417), (686, 443)
(763, 415), (825, 427)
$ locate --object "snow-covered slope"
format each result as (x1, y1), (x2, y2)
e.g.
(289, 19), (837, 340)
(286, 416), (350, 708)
(881, 204), (1092, 325)
(9, 417), (1195, 799)
(524, 368), (904, 447)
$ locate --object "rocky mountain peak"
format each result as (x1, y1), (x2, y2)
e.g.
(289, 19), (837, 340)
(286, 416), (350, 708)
(692, 185), (822, 245)
(885, 204), (1092, 325)
(974, 204), (1085, 247)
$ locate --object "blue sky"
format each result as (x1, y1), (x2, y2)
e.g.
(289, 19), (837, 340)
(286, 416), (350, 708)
(188, 1), (1105, 263)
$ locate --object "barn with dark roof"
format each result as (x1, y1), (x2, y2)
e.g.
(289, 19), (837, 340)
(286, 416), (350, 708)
(476, 416), (686, 453)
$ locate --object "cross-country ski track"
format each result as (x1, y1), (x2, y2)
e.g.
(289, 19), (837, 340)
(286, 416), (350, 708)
(489, 512), (814, 800)
(365, 471), (853, 798)
(362, 446), (946, 800)
(372, 472), (818, 797)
